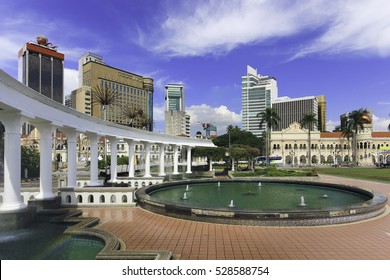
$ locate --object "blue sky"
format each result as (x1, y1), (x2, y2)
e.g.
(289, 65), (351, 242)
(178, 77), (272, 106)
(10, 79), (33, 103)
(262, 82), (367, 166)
(1, 0), (389, 134)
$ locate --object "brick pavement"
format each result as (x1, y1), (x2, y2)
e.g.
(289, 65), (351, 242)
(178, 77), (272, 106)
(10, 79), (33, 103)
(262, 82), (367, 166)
(81, 175), (390, 260)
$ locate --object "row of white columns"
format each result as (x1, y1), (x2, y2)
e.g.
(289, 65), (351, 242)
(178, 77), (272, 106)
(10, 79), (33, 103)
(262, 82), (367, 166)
(0, 113), (193, 212)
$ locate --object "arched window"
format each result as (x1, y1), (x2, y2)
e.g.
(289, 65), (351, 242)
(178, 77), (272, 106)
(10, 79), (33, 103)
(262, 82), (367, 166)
(77, 195), (83, 203)
(88, 195), (94, 203)
(122, 195), (128, 203)
(110, 195), (116, 203)
(100, 195), (105, 203)
(66, 195), (71, 204)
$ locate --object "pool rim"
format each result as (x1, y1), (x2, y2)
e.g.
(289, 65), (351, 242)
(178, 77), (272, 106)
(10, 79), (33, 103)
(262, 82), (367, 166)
(135, 178), (388, 226)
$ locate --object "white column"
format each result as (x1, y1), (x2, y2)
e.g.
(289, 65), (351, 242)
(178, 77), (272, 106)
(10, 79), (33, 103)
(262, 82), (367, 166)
(209, 157), (213, 171)
(107, 137), (118, 183)
(173, 145), (180, 175)
(125, 139), (136, 177)
(158, 143), (167, 176)
(63, 128), (77, 188)
(0, 113), (26, 211)
(34, 122), (55, 200)
(143, 142), (152, 177)
(86, 133), (100, 186)
(186, 146), (193, 174)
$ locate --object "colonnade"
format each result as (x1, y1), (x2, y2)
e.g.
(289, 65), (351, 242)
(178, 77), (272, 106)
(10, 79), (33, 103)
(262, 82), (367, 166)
(0, 69), (215, 213)
(0, 112), (194, 211)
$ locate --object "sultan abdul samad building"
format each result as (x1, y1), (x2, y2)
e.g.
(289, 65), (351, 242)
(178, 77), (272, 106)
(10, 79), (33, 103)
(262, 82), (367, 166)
(269, 113), (390, 166)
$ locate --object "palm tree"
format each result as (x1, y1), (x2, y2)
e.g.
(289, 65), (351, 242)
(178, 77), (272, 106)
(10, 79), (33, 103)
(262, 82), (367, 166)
(300, 113), (317, 166)
(122, 104), (143, 128)
(345, 108), (370, 165)
(341, 124), (353, 164)
(257, 107), (280, 166)
(138, 115), (153, 130)
(92, 85), (118, 120)
(92, 85), (118, 175)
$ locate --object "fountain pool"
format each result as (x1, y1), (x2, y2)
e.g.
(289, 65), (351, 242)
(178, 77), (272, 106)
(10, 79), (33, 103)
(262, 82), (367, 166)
(0, 222), (105, 259)
(136, 179), (388, 226)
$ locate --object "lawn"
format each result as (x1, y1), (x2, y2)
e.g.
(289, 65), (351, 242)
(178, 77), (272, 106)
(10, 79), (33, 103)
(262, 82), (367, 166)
(306, 167), (390, 184)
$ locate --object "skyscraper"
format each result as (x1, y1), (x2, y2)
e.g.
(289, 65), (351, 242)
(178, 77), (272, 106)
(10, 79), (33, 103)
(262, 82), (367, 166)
(18, 35), (64, 103)
(165, 84), (190, 136)
(74, 53), (154, 130)
(316, 95), (327, 131)
(242, 65), (278, 137)
(272, 96), (319, 131)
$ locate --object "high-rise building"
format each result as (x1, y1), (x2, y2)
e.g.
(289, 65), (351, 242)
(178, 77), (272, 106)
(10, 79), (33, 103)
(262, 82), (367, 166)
(78, 52), (104, 88)
(74, 53), (154, 131)
(272, 96), (319, 131)
(70, 86), (92, 116)
(242, 65), (278, 137)
(165, 84), (190, 136)
(64, 94), (72, 108)
(316, 95), (327, 131)
(18, 35), (64, 103)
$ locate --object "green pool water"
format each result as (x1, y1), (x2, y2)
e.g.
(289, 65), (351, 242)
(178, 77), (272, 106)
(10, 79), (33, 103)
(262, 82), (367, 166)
(0, 222), (104, 260)
(149, 181), (369, 211)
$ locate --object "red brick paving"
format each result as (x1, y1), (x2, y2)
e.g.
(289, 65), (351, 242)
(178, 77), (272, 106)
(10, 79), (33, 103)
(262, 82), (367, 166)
(81, 175), (390, 260)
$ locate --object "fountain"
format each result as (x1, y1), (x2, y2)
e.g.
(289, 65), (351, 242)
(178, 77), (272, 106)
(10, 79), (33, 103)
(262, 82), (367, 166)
(218, 182), (221, 187)
(299, 196), (307, 207)
(258, 182), (262, 187)
(185, 185), (190, 192)
(136, 179), (388, 226)
(322, 194), (329, 198)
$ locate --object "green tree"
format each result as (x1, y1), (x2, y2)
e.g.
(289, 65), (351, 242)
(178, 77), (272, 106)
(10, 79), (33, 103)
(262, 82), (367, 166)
(345, 108), (370, 165)
(300, 113), (317, 166)
(192, 146), (226, 170)
(213, 126), (261, 150)
(257, 108), (280, 166)
(21, 146), (40, 178)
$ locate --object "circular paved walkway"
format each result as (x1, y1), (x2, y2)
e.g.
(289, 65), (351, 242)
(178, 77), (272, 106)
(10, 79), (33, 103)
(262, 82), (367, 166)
(81, 175), (390, 260)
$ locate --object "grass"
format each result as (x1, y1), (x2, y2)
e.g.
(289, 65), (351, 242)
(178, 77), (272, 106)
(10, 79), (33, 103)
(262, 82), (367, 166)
(232, 167), (316, 177)
(230, 165), (390, 184)
(307, 167), (390, 184)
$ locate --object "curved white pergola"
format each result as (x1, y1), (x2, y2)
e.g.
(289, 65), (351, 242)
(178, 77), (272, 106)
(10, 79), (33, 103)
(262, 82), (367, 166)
(0, 69), (215, 211)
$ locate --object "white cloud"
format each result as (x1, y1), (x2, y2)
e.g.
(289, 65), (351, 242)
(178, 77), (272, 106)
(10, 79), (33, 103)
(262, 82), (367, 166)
(294, 0), (390, 58)
(142, 0), (328, 57)
(64, 68), (79, 96)
(326, 119), (337, 132)
(186, 104), (241, 134)
(373, 115), (390, 132)
(140, 0), (390, 59)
